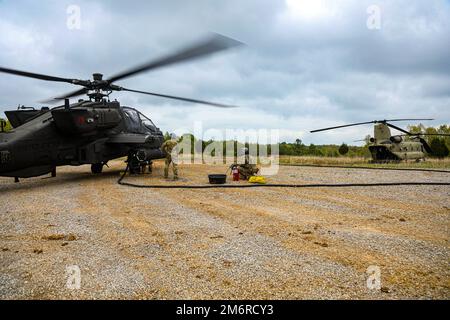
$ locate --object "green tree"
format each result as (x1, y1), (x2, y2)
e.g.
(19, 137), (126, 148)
(308, 144), (323, 156)
(430, 138), (449, 158)
(163, 131), (171, 141)
(0, 119), (11, 132)
(408, 124), (426, 135)
(338, 143), (349, 155)
(437, 125), (450, 148)
(364, 134), (371, 145)
(294, 138), (303, 155)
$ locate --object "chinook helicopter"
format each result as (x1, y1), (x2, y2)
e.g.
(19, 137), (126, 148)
(311, 119), (450, 162)
(0, 34), (241, 181)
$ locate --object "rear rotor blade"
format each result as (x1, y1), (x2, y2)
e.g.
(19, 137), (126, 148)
(419, 138), (433, 153)
(310, 121), (375, 133)
(406, 133), (450, 136)
(121, 87), (238, 108)
(385, 123), (412, 135)
(0, 66), (76, 84)
(107, 33), (243, 83)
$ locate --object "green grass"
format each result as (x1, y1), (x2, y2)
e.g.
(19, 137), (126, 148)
(279, 156), (450, 170)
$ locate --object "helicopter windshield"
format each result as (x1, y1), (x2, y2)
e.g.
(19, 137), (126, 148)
(122, 107), (156, 133)
(122, 108), (141, 132)
(138, 112), (156, 131)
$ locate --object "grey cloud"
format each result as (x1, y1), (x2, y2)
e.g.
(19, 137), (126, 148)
(0, 0), (449, 145)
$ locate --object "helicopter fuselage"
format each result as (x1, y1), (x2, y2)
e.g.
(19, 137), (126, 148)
(0, 100), (165, 178)
(367, 124), (426, 162)
(0, 33), (242, 180)
(368, 139), (425, 162)
(311, 119), (447, 163)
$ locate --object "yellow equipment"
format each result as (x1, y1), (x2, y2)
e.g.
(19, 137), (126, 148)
(248, 176), (266, 184)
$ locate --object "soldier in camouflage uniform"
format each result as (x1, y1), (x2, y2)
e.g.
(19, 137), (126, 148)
(161, 134), (179, 180)
(140, 160), (153, 174)
(238, 147), (259, 180)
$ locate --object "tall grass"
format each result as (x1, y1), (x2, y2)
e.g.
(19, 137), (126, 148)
(280, 156), (450, 169)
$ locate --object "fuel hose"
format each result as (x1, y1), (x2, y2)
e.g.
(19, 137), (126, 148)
(118, 164), (450, 189)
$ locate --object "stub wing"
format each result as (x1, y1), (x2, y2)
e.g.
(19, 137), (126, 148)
(107, 133), (152, 144)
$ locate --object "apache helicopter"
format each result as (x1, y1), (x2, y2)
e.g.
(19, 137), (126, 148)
(0, 34), (241, 182)
(311, 119), (450, 162)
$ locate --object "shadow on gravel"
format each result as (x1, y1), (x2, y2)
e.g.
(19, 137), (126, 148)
(0, 169), (124, 195)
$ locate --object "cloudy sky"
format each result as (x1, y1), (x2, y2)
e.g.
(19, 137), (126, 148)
(0, 0), (449, 144)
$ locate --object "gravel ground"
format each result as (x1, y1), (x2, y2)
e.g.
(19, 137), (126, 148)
(0, 160), (449, 299)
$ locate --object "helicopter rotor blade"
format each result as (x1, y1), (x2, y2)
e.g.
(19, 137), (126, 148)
(400, 133), (450, 137)
(311, 118), (435, 133)
(40, 88), (89, 104)
(107, 33), (243, 84)
(0, 66), (77, 84)
(419, 138), (433, 153)
(382, 118), (434, 122)
(384, 123), (413, 135)
(2, 33), (243, 104)
(310, 121), (376, 133)
(120, 87), (238, 108)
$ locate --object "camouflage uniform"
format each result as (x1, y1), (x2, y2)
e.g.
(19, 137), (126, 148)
(161, 139), (179, 179)
(238, 164), (259, 180)
(238, 153), (259, 180)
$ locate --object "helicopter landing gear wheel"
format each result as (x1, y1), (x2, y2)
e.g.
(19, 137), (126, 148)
(91, 163), (103, 174)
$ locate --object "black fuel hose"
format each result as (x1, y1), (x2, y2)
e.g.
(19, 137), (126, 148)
(118, 164), (450, 189)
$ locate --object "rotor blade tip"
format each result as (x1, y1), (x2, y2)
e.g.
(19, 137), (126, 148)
(209, 32), (245, 48)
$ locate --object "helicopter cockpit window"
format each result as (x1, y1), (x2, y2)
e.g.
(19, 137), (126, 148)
(139, 112), (156, 132)
(122, 107), (157, 133)
(122, 108), (142, 133)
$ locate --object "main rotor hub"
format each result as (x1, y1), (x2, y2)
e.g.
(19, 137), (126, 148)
(92, 73), (103, 81)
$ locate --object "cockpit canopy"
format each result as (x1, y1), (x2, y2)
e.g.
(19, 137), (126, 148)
(122, 107), (157, 134)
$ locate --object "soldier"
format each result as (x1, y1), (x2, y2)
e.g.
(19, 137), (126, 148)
(128, 151), (141, 174)
(237, 147), (259, 180)
(140, 161), (147, 174)
(147, 160), (153, 174)
(140, 160), (153, 174)
(161, 133), (179, 180)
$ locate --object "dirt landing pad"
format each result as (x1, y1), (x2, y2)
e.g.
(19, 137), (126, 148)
(0, 160), (449, 299)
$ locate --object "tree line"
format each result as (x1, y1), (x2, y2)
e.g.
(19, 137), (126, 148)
(407, 124), (449, 158)
(2, 118), (447, 158)
(166, 123), (450, 158)
(164, 132), (370, 158)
